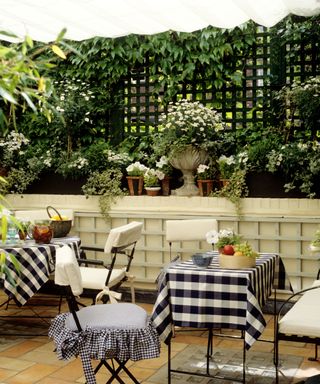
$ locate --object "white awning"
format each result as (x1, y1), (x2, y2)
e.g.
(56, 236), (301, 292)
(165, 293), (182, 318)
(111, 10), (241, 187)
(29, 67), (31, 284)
(0, 0), (319, 42)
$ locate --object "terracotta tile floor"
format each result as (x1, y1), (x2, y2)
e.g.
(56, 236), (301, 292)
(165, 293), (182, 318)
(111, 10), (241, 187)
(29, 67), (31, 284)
(0, 292), (318, 383)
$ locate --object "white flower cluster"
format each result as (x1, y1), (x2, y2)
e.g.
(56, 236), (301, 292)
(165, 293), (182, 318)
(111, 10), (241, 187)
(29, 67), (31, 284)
(126, 161), (148, 176)
(156, 156), (169, 169)
(107, 150), (131, 165)
(206, 228), (235, 245)
(218, 155), (235, 166)
(0, 131), (30, 152)
(149, 168), (165, 181)
(159, 99), (225, 142)
(67, 156), (89, 169)
(54, 79), (95, 122)
(197, 164), (209, 174)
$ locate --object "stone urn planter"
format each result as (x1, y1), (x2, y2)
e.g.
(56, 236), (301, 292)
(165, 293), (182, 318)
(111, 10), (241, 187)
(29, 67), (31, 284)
(170, 146), (208, 196)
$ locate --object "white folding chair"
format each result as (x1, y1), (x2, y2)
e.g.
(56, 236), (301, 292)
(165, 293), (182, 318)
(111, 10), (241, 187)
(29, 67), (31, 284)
(165, 218), (218, 260)
(274, 275), (320, 383)
(79, 221), (143, 304)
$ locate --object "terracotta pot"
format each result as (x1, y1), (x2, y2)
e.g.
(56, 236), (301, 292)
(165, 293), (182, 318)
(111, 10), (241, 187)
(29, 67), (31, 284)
(219, 178), (229, 188)
(161, 176), (172, 196)
(145, 187), (161, 196)
(126, 176), (144, 196)
(197, 180), (214, 196)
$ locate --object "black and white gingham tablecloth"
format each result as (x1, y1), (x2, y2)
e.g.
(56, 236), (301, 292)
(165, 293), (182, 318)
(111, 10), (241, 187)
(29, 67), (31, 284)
(1, 236), (81, 305)
(151, 253), (291, 350)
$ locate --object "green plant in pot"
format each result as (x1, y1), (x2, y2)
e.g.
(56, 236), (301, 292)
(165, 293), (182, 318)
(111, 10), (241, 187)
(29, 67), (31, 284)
(82, 169), (125, 221)
(125, 161), (148, 196)
(156, 99), (226, 196)
(144, 169), (163, 196)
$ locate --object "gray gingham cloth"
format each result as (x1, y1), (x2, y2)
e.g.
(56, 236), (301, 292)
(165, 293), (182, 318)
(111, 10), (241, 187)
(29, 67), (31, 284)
(48, 312), (161, 384)
(151, 253), (291, 350)
(2, 236), (81, 305)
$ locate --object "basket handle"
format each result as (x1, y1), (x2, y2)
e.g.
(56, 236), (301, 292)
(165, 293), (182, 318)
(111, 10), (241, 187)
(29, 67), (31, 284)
(46, 206), (62, 220)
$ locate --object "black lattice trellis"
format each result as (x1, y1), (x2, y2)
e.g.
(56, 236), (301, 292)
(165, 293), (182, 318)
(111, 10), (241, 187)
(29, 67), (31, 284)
(119, 20), (320, 138)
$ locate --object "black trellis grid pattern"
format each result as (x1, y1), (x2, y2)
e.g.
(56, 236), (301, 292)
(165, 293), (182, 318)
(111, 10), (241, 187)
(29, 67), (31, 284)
(119, 21), (320, 138)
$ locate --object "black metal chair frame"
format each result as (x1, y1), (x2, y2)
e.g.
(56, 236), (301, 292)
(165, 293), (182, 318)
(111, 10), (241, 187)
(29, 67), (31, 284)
(274, 279), (320, 384)
(77, 241), (137, 304)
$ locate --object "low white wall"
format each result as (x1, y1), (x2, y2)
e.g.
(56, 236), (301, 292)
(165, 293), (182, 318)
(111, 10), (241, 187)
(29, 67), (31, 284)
(7, 194), (320, 292)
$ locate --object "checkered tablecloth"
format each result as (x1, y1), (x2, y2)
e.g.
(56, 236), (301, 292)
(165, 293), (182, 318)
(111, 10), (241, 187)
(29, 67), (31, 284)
(151, 253), (291, 350)
(1, 236), (81, 306)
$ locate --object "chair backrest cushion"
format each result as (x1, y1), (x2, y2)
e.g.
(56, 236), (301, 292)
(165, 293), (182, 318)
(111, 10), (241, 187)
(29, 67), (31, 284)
(104, 221), (143, 253)
(166, 219), (218, 242)
(55, 245), (83, 296)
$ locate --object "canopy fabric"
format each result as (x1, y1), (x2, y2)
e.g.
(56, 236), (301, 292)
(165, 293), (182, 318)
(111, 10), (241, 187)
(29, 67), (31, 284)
(0, 0), (320, 42)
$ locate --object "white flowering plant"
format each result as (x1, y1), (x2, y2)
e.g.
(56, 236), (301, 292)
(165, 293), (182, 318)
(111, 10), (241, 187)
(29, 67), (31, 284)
(206, 228), (242, 250)
(157, 99), (226, 156)
(217, 155), (236, 179)
(126, 161), (148, 177)
(144, 168), (164, 187)
(156, 156), (174, 176)
(0, 131), (30, 169)
(195, 163), (216, 180)
(52, 78), (96, 154)
(56, 150), (89, 178)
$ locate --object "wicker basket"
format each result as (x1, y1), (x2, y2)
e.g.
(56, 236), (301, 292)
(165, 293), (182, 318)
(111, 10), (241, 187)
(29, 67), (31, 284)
(46, 206), (72, 238)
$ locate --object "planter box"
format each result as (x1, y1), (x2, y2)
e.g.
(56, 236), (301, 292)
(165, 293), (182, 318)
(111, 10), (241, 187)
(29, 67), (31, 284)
(246, 172), (308, 198)
(25, 173), (87, 195)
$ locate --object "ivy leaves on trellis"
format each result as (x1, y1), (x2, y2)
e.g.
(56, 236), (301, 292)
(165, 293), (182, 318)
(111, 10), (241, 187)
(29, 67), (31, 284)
(59, 23), (257, 101)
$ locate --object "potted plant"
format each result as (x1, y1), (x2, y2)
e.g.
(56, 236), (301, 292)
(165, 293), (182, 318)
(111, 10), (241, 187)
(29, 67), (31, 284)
(156, 156), (174, 196)
(217, 155), (236, 186)
(214, 152), (249, 216)
(143, 169), (163, 196)
(125, 161), (148, 195)
(156, 99), (226, 196)
(195, 163), (217, 196)
(82, 169), (125, 221)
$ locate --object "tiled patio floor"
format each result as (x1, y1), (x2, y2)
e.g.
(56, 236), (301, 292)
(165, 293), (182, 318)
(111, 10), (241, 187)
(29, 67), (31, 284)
(0, 292), (318, 383)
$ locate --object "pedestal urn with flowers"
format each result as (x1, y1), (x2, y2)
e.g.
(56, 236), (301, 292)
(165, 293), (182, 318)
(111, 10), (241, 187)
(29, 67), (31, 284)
(155, 99), (226, 196)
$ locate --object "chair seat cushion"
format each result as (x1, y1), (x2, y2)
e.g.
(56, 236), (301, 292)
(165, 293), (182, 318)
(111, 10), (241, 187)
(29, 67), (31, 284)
(65, 303), (148, 331)
(279, 280), (320, 337)
(80, 266), (125, 290)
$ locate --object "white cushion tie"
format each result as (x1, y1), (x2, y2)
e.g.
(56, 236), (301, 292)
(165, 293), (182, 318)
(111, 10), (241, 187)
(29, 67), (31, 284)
(95, 287), (122, 304)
